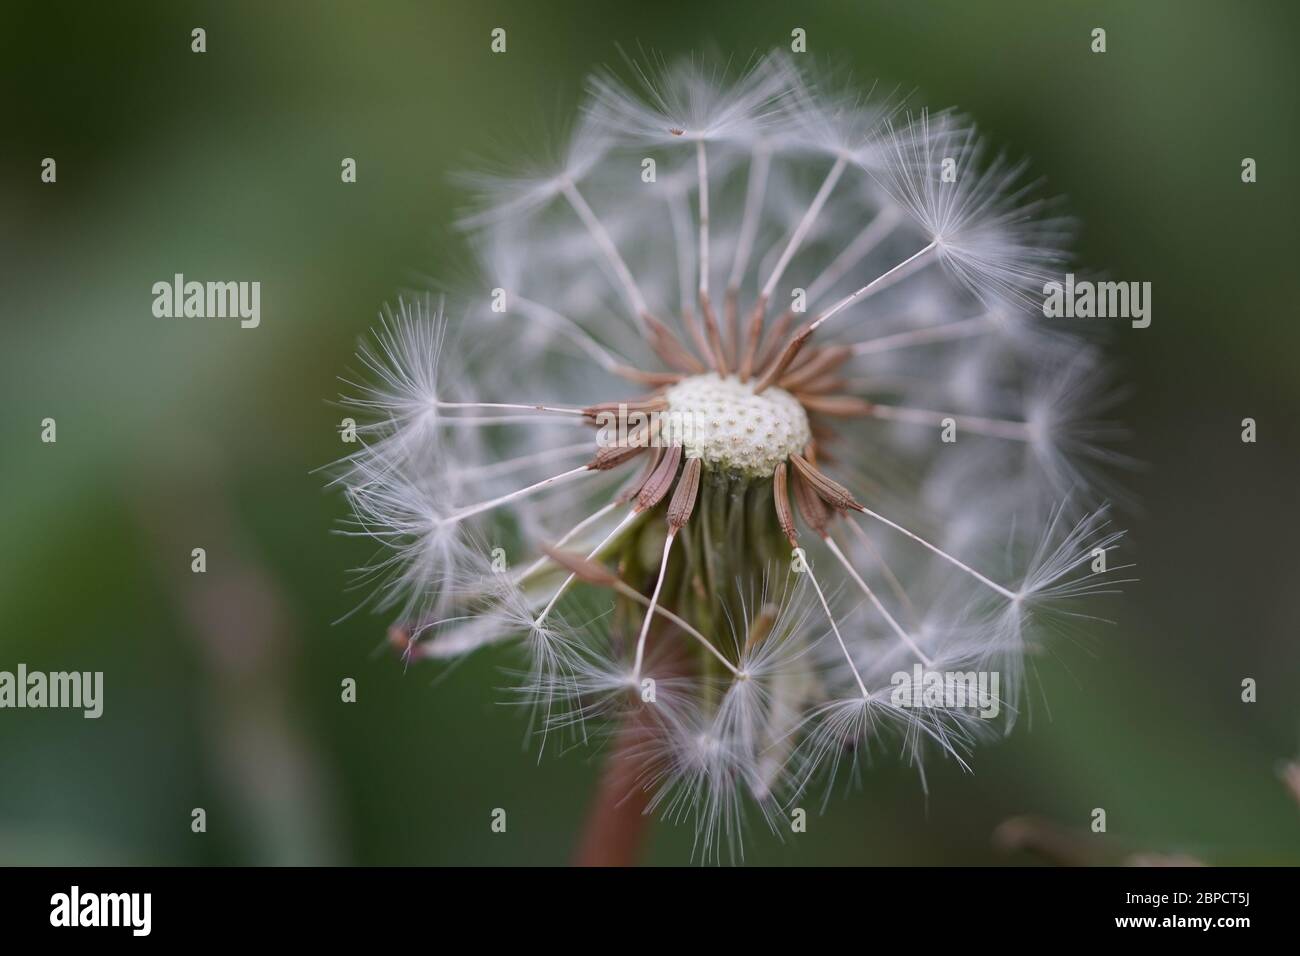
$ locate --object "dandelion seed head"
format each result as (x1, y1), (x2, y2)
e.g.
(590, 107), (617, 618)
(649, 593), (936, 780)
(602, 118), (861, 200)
(331, 50), (1132, 861)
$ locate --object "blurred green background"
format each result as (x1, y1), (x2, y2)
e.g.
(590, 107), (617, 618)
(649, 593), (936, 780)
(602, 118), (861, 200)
(2, 0), (1297, 865)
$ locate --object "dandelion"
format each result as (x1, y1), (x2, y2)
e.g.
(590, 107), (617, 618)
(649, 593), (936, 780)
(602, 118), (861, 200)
(332, 52), (1129, 863)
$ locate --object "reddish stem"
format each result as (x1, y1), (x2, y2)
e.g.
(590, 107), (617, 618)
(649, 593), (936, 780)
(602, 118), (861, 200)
(572, 707), (657, 866)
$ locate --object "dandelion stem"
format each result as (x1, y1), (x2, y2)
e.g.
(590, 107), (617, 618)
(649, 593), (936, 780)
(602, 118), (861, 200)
(574, 731), (653, 866)
(573, 628), (687, 868)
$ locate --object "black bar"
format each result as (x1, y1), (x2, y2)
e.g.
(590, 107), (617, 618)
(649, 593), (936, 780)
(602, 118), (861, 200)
(0, 865), (1284, 940)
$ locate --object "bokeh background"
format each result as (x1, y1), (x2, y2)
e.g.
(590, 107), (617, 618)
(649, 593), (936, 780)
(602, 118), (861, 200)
(2, 0), (1297, 865)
